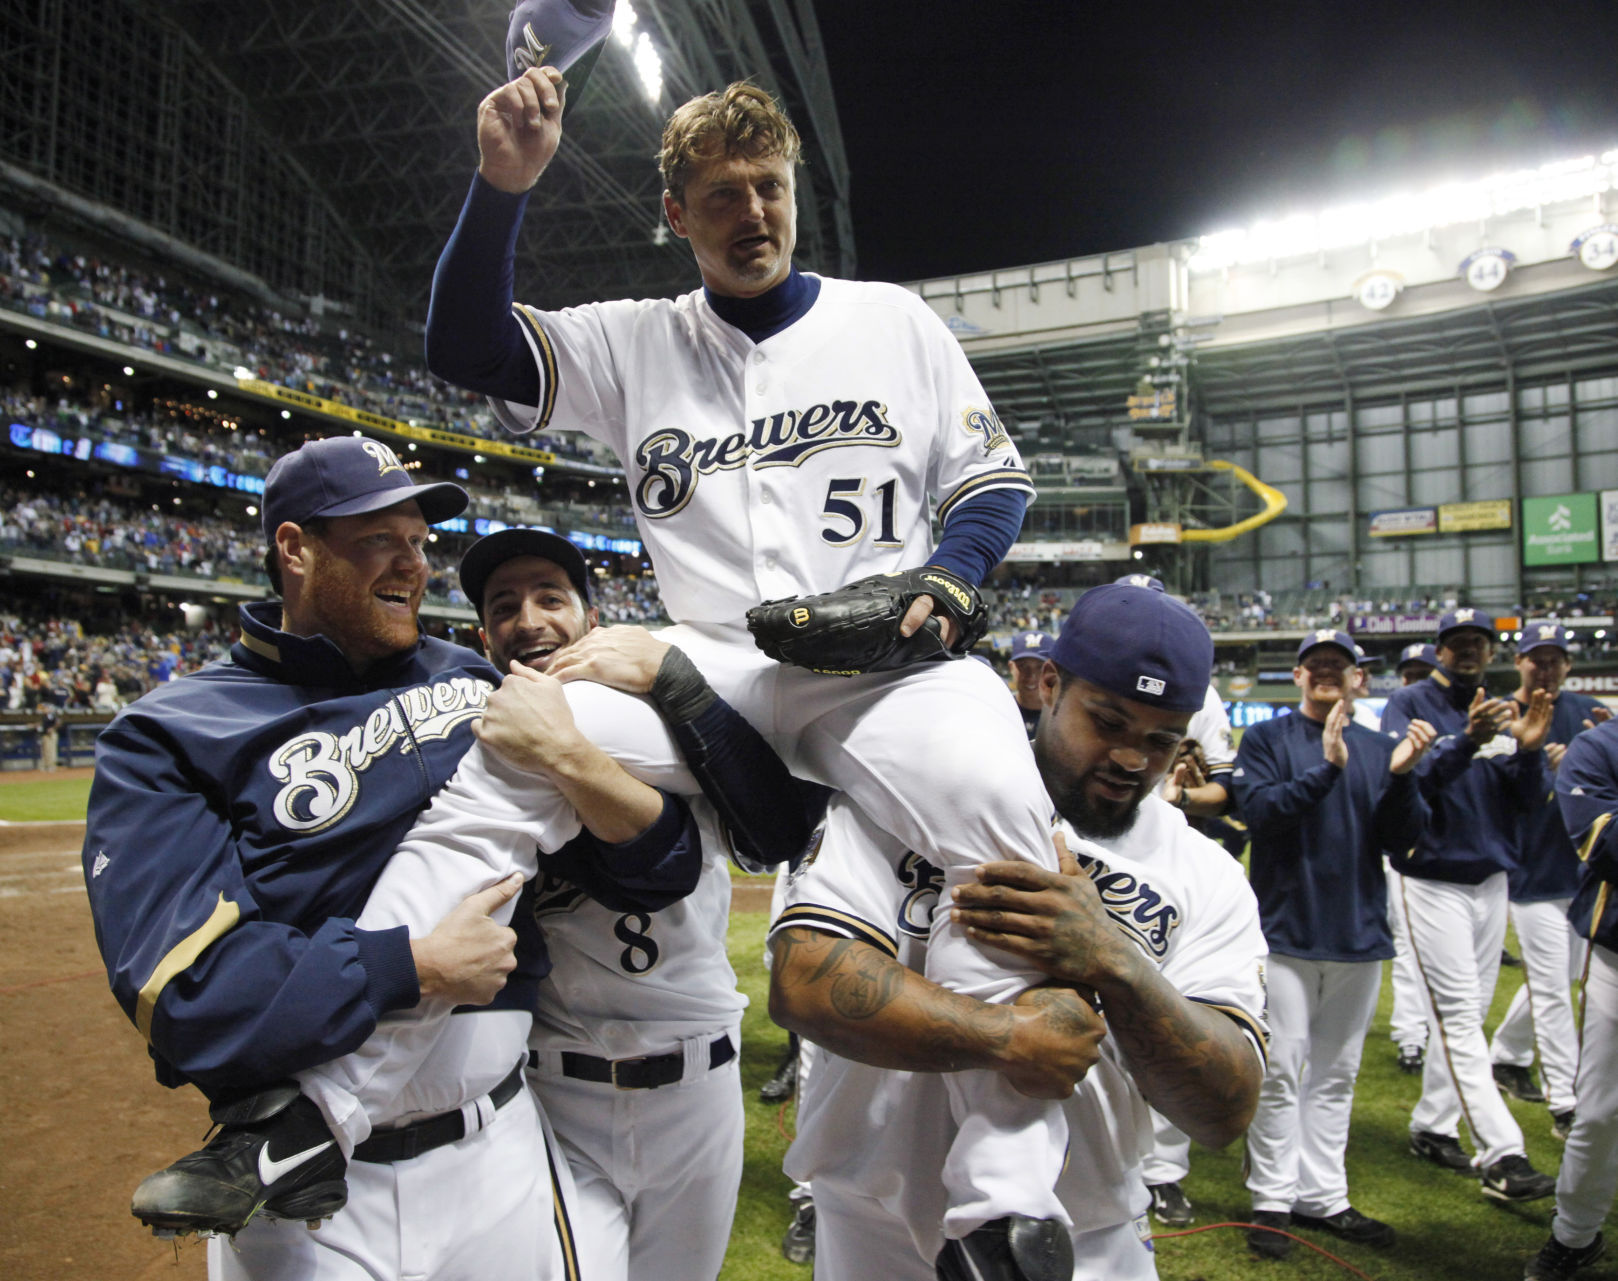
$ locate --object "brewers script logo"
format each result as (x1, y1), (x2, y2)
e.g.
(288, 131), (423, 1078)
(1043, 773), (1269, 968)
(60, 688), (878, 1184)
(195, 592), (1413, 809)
(634, 400), (901, 518)
(1070, 850), (1181, 959)
(268, 677), (492, 832)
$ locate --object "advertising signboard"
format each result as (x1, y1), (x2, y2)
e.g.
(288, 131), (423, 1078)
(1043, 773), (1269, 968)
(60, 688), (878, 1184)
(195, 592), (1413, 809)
(1523, 492), (1600, 566)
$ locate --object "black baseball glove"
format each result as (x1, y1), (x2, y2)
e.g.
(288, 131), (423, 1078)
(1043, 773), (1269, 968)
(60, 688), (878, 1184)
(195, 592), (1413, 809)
(746, 566), (989, 677)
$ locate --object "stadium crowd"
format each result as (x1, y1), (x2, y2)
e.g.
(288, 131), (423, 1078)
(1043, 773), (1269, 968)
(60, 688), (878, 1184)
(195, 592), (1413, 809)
(2, 229), (613, 463)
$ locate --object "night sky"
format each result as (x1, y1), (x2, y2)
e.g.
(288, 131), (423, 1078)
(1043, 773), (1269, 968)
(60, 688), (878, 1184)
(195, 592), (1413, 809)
(814, 1), (1618, 283)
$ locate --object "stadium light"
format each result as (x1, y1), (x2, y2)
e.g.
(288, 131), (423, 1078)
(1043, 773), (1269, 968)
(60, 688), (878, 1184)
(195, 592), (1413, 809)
(613, 1), (663, 105)
(1189, 147), (1618, 272)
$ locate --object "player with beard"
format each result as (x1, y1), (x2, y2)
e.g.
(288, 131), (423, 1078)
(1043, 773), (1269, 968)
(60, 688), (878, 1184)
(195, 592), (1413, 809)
(769, 582), (1267, 1280)
(1231, 629), (1436, 1258)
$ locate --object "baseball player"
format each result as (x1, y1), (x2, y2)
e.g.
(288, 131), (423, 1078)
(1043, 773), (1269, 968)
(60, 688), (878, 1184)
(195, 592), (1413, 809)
(1386, 640), (1441, 1071)
(1232, 628), (1435, 1259)
(223, 526), (817, 1281)
(1527, 716), (1618, 1279)
(474, 530), (824, 1281)
(768, 583), (1269, 1281)
(116, 453), (807, 1278)
(1381, 607), (1557, 1200)
(84, 438), (582, 1275)
(1490, 622), (1609, 1135)
(428, 67), (1081, 1247)
(1009, 630), (1054, 739)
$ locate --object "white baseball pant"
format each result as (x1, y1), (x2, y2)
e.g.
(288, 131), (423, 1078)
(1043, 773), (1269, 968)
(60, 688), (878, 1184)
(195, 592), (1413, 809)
(812, 1181), (1161, 1281)
(1402, 872), (1527, 1166)
(207, 1085), (570, 1281)
(1489, 897), (1583, 1113)
(1385, 859), (1428, 1052)
(1245, 956), (1381, 1217)
(526, 1035), (743, 1281)
(1550, 942), (1618, 1248)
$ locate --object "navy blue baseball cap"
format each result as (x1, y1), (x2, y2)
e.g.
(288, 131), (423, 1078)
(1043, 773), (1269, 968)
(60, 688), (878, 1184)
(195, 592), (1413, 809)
(1297, 628), (1362, 664)
(459, 527), (592, 619)
(1396, 642), (1439, 672)
(1050, 583), (1212, 712)
(1518, 620), (1572, 654)
(1009, 630), (1054, 663)
(262, 436), (468, 538)
(506, 0), (615, 99)
(1436, 606), (1495, 644)
(1114, 573), (1167, 592)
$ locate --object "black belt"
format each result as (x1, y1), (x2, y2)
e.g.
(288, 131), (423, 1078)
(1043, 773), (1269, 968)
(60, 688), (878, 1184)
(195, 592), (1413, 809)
(532, 1034), (735, 1091)
(352, 1058), (526, 1164)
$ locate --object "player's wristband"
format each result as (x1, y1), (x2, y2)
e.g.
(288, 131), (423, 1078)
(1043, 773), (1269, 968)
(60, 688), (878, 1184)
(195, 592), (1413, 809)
(649, 646), (717, 725)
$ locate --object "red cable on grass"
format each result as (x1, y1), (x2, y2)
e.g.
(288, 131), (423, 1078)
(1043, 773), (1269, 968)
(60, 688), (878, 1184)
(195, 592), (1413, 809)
(1151, 1221), (1382, 1280)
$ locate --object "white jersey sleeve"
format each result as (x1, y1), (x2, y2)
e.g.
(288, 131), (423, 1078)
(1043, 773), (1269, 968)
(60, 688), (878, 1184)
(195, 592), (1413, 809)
(1186, 683), (1237, 777)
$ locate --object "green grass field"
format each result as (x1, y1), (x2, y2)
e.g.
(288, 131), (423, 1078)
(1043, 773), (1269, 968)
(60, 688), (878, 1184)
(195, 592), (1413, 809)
(14, 778), (1594, 1280)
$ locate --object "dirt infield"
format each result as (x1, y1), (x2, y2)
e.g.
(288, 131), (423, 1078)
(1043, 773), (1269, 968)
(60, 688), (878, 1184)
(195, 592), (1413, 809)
(0, 821), (209, 1280)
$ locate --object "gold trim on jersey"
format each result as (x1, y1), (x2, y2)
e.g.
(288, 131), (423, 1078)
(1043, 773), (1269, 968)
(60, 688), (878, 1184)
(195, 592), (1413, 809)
(936, 468), (1036, 526)
(770, 904), (897, 959)
(238, 630), (281, 664)
(1190, 997), (1271, 1068)
(514, 304), (560, 431)
(1578, 812), (1612, 864)
(135, 892), (241, 1040)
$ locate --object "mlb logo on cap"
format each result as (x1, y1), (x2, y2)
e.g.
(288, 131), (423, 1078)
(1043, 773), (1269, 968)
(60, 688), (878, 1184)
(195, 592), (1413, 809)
(1136, 675), (1167, 696)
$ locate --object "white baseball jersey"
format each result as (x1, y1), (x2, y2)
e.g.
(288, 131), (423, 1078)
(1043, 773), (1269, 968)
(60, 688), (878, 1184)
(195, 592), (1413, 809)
(492, 277), (1036, 628)
(1187, 683), (1237, 777)
(772, 793), (1268, 1267)
(296, 680), (700, 1148)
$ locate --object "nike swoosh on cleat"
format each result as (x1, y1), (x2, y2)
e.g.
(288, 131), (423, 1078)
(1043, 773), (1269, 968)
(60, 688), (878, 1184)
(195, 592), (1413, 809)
(258, 1140), (334, 1187)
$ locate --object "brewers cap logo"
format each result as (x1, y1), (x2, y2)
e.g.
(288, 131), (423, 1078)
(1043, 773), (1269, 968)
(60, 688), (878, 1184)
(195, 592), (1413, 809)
(1313, 628), (1336, 644)
(360, 440), (405, 476)
(1536, 624), (1560, 641)
(1454, 607), (1476, 622)
(1136, 675), (1166, 697)
(512, 24), (554, 74)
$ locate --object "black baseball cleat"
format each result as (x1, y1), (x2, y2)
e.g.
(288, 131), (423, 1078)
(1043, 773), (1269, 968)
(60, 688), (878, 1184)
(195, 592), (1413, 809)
(1246, 1210), (1294, 1260)
(1552, 1109), (1576, 1141)
(760, 1037), (800, 1104)
(1494, 1063), (1546, 1103)
(1291, 1206), (1396, 1248)
(1481, 1154), (1557, 1203)
(1525, 1231), (1606, 1280)
(936, 1215), (1074, 1281)
(1397, 1043), (1425, 1074)
(132, 1085), (347, 1237)
(781, 1197), (815, 1266)
(1409, 1129), (1478, 1174)
(1147, 1180), (1195, 1228)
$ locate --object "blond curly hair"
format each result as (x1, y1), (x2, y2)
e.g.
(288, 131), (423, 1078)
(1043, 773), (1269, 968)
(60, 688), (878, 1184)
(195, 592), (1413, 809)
(658, 81), (802, 201)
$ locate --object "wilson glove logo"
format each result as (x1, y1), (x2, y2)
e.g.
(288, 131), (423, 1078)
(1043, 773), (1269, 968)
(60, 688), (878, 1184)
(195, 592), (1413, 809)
(634, 400), (901, 519)
(268, 677), (492, 833)
(920, 573), (971, 612)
